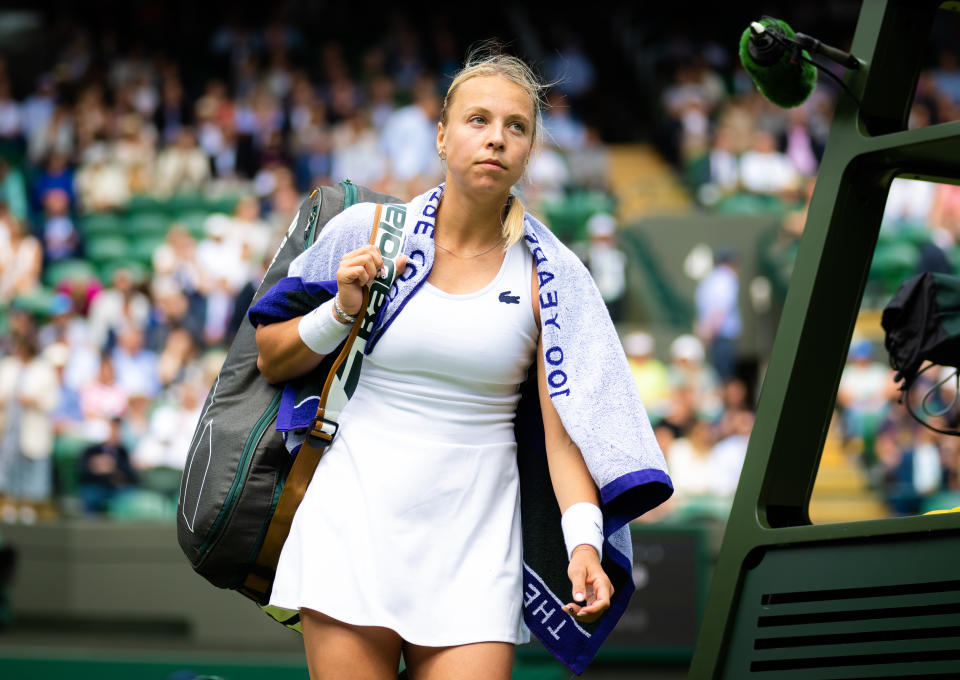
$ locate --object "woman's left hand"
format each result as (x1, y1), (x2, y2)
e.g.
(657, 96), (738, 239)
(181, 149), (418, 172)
(563, 545), (614, 623)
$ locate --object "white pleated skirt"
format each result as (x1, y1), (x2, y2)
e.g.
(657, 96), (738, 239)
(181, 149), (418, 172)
(269, 422), (530, 646)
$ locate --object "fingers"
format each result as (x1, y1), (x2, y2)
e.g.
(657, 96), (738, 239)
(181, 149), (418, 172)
(564, 569), (615, 623)
(569, 562), (587, 605)
(396, 254), (408, 276)
(339, 245), (382, 286)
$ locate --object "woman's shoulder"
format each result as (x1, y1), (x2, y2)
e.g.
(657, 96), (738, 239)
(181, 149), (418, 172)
(522, 212), (591, 277)
(288, 201), (380, 279)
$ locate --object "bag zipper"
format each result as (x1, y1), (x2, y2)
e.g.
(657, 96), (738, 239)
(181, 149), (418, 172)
(342, 178), (358, 209)
(196, 390), (283, 560)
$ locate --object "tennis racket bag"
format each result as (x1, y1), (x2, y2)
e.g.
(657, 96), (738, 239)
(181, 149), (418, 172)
(177, 181), (401, 610)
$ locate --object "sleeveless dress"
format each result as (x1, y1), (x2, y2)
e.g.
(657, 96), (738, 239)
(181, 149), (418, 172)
(269, 239), (538, 646)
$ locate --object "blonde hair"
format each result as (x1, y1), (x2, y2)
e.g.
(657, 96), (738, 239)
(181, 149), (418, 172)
(441, 42), (547, 248)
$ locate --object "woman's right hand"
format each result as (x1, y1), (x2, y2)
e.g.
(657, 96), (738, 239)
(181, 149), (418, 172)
(336, 244), (406, 315)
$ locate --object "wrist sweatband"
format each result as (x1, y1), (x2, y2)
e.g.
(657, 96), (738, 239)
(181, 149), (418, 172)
(561, 502), (604, 562)
(298, 298), (351, 355)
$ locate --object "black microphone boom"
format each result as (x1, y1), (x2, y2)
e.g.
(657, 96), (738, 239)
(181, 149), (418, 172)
(793, 32), (860, 71)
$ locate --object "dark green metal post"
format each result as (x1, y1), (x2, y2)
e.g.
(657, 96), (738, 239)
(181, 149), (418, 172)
(689, 1), (960, 677)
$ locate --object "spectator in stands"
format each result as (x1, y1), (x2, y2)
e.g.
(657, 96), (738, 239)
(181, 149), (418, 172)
(542, 91), (586, 152)
(0, 213), (42, 301)
(695, 249), (742, 380)
(783, 106), (819, 178)
(716, 376), (754, 440)
(78, 417), (138, 515)
(663, 419), (719, 501)
(668, 334), (723, 420)
(710, 408), (754, 498)
(111, 323), (161, 399)
(146, 276), (205, 352)
(0, 330), (60, 523)
(44, 341), (85, 440)
(79, 352), (128, 443)
(226, 195), (272, 267)
(524, 140), (569, 208)
(152, 224), (203, 297)
(738, 129), (799, 196)
(624, 331), (670, 418)
(874, 401), (943, 516)
(27, 101), (74, 167)
(133, 378), (205, 502)
(87, 266), (152, 350)
(40, 188), (80, 265)
(836, 338), (897, 455)
(582, 212), (627, 322)
(330, 108), (387, 190)
(154, 74), (193, 146)
(702, 126), (740, 203)
(157, 326), (199, 388)
(75, 142), (130, 213)
(381, 73), (443, 198)
(153, 127), (211, 196)
(32, 151), (75, 211)
(111, 113), (155, 194)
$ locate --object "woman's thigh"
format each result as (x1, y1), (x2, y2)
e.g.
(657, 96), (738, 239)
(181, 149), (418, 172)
(300, 608), (403, 680)
(402, 640), (513, 680)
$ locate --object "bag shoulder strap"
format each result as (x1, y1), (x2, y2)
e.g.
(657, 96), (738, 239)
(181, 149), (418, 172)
(242, 201), (407, 603)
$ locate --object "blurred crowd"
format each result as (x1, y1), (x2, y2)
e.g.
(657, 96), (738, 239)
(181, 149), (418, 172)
(0, 12), (614, 523)
(3, 7), (960, 525)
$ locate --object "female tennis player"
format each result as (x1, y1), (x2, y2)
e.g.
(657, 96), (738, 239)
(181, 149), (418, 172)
(256, 49), (619, 680)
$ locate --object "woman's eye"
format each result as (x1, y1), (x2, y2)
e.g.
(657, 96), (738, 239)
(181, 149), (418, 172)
(510, 122), (526, 133)
(470, 115), (485, 124)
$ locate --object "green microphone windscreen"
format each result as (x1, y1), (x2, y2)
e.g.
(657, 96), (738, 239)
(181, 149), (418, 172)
(739, 17), (817, 108)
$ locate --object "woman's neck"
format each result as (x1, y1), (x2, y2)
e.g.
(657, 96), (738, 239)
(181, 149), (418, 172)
(434, 180), (508, 251)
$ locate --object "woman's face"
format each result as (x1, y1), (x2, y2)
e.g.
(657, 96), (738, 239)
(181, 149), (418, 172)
(437, 75), (534, 198)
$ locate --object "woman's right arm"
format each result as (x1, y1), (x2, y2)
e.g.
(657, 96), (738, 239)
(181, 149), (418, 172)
(255, 243), (395, 385)
(255, 316), (328, 385)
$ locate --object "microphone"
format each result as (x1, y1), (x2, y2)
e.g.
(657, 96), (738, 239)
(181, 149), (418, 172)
(739, 17), (818, 108)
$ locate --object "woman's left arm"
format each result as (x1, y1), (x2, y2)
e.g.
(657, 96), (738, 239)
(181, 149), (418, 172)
(533, 264), (614, 623)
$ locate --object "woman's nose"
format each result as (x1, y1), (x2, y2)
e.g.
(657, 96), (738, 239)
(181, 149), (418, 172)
(486, 127), (505, 149)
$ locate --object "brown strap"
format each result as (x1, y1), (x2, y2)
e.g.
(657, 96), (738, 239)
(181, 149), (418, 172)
(243, 204), (383, 603)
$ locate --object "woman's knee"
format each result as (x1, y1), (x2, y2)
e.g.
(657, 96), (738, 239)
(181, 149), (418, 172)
(300, 608), (403, 680)
(402, 640), (513, 680)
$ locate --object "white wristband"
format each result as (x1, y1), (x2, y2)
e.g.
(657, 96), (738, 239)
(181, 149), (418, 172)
(298, 298), (351, 355)
(561, 502), (604, 562)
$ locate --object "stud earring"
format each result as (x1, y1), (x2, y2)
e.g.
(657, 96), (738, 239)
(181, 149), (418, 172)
(438, 149), (447, 160)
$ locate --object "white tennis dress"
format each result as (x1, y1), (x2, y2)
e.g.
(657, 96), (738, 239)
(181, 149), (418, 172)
(270, 239), (538, 646)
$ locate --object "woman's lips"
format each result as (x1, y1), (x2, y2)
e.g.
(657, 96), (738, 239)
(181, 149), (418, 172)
(478, 160), (506, 170)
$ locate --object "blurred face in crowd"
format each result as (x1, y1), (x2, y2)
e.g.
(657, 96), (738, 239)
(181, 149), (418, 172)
(437, 75), (534, 199)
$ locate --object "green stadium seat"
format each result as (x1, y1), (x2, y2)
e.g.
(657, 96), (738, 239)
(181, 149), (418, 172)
(52, 434), (92, 500)
(98, 259), (148, 285)
(79, 213), (125, 238)
(84, 235), (130, 262)
(868, 240), (918, 296)
(127, 211), (171, 238)
(9, 288), (58, 317)
(107, 489), (176, 521)
(43, 258), (100, 288)
(204, 195), (241, 214)
(128, 233), (167, 264)
(165, 191), (207, 214)
(542, 191), (616, 243)
(126, 193), (164, 213)
(176, 211), (212, 239)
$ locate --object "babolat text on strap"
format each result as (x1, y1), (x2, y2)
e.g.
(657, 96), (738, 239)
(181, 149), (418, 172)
(310, 202), (408, 447)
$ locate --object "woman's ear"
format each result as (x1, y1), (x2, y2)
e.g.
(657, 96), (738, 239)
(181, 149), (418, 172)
(436, 121), (445, 155)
